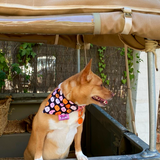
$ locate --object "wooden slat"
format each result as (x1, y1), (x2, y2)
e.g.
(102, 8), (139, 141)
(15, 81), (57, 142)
(0, 93), (48, 99)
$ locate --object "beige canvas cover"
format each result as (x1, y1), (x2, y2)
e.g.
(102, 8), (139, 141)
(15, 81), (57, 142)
(0, 0), (160, 50)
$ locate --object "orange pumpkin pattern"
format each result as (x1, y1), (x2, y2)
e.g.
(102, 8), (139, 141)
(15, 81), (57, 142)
(55, 94), (59, 98)
(66, 104), (71, 108)
(67, 109), (72, 114)
(55, 111), (62, 115)
(63, 98), (68, 104)
(55, 105), (60, 111)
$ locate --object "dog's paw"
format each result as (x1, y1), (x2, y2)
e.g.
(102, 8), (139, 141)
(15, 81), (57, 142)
(34, 156), (43, 160)
(76, 151), (88, 160)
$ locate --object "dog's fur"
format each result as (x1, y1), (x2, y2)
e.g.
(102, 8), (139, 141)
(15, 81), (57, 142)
(24, 59), (113, 160)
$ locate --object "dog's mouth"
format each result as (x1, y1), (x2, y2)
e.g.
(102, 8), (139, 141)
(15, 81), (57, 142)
(92, 96), (108, 106)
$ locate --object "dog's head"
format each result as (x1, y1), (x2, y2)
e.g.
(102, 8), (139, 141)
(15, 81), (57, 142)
(61, 59), (114, 107)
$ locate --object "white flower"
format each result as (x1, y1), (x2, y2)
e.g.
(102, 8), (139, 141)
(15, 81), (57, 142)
(56, 98), (60, 104)
(45, 107), (50, 112)
(50, 97), (55, 102)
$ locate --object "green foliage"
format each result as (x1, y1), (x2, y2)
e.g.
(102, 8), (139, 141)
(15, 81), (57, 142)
(0, 52), (9, 90)
(17, 43), (36, 67)
(98, 47), (110, 85)
(11, 63), (22, 74)
(90, 44), (93, 47)
(0, 52), (9, 72)
(118, 48), (142, 85)
(0, 70), (6, 89)
(0, 43), (39, 91)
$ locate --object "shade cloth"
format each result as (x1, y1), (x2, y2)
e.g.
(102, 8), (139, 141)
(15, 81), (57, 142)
(0, 0), (160, 50)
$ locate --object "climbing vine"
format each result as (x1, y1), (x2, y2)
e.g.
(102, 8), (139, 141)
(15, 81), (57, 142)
(118, 48), (143, 85)
(94, 44), (143, 87)
(0, 51), (22, 90)
(17, 43), (37, 67)
(0, 43), (38, 92)
(98, 46), (110, 85)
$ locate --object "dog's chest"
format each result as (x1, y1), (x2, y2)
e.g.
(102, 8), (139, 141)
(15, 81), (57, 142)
(46, 111), (84, 155)
(48, 111), (83, 130)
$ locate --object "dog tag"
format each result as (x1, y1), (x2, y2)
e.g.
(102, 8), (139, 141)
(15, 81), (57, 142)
(58, 114), (69, 121)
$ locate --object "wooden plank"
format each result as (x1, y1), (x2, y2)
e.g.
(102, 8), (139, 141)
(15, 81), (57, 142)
(11, 99), (44, 104)
(0, 93), (48, 99)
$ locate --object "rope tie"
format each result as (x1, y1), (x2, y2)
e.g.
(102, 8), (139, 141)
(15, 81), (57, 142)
(145, 40), (158, 71)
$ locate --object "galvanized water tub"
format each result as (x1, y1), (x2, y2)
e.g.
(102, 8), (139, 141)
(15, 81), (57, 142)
(0, 95), (159, 159)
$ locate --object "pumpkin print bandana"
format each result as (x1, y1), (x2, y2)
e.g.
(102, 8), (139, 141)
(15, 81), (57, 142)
(43, 88), (78, 115)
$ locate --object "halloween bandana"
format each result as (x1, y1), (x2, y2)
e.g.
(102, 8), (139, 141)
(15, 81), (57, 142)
(43, 88), (78, 115)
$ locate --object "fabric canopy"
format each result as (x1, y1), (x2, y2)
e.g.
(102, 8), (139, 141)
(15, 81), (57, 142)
(0, 0), (160, 50)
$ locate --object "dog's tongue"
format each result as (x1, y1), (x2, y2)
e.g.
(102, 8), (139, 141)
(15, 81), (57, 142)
(93, 96), (108, 105)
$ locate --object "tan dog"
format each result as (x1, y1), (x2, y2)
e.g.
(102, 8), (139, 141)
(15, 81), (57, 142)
(24, 59), (113, 160)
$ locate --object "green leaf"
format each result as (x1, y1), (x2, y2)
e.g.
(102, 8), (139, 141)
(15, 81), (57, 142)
(90, 44), (93, 47)
(11, 63), (22, 74)
(129, 74), (134, 80)
(102, 47), (106, 50)
(102, 64), (106, 69)
(123, 71), (127, 78)
(129, 68), (133, 73)
(0, 64), (3, 70)
(0, 80), (5, 89)
(99, 53), (103, 57)
(101, 60), (104, 63)
(24, 89), (28, 93)
(21, 49), (27, 56)
(129, 62), (133, 68)
(128, 48), (132, 53)
(103, 75), (107, 80)
(101, 73), (105, 77)
(0, 56), (5, 63)
(22, 43), (28, 49)
(99, 68), (103, 73)
(0, 70), (6, 80)
(139, 58), (143, 62)
(121, 79), (127, 84)
(137, 70), (140, 73)
(120, 51), (124, 56)
(3, 66), (9, 72)
(98, 49), (103, 53)
(99, 62), (102, 67)
(25, 75), (30, 81)
(106, 80), (110, 85)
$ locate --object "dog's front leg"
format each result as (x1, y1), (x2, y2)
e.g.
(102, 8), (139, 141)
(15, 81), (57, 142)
(34, 130), (46, 160)
(74, 124), (88, 160)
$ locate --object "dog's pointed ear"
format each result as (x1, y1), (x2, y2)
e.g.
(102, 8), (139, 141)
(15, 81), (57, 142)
(80, 59), (92, 84)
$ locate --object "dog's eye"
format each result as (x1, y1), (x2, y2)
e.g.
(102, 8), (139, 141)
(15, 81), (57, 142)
(100, 84), (103, 88)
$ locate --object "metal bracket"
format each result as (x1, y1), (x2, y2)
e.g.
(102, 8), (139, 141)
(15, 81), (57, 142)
(141, 149), (158, 158)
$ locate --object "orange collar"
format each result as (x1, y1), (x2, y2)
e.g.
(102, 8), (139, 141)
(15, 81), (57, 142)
(78, 106), (85, 124)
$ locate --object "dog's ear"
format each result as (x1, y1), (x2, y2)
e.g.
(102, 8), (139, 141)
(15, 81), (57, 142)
(80, 59), (92, 84)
